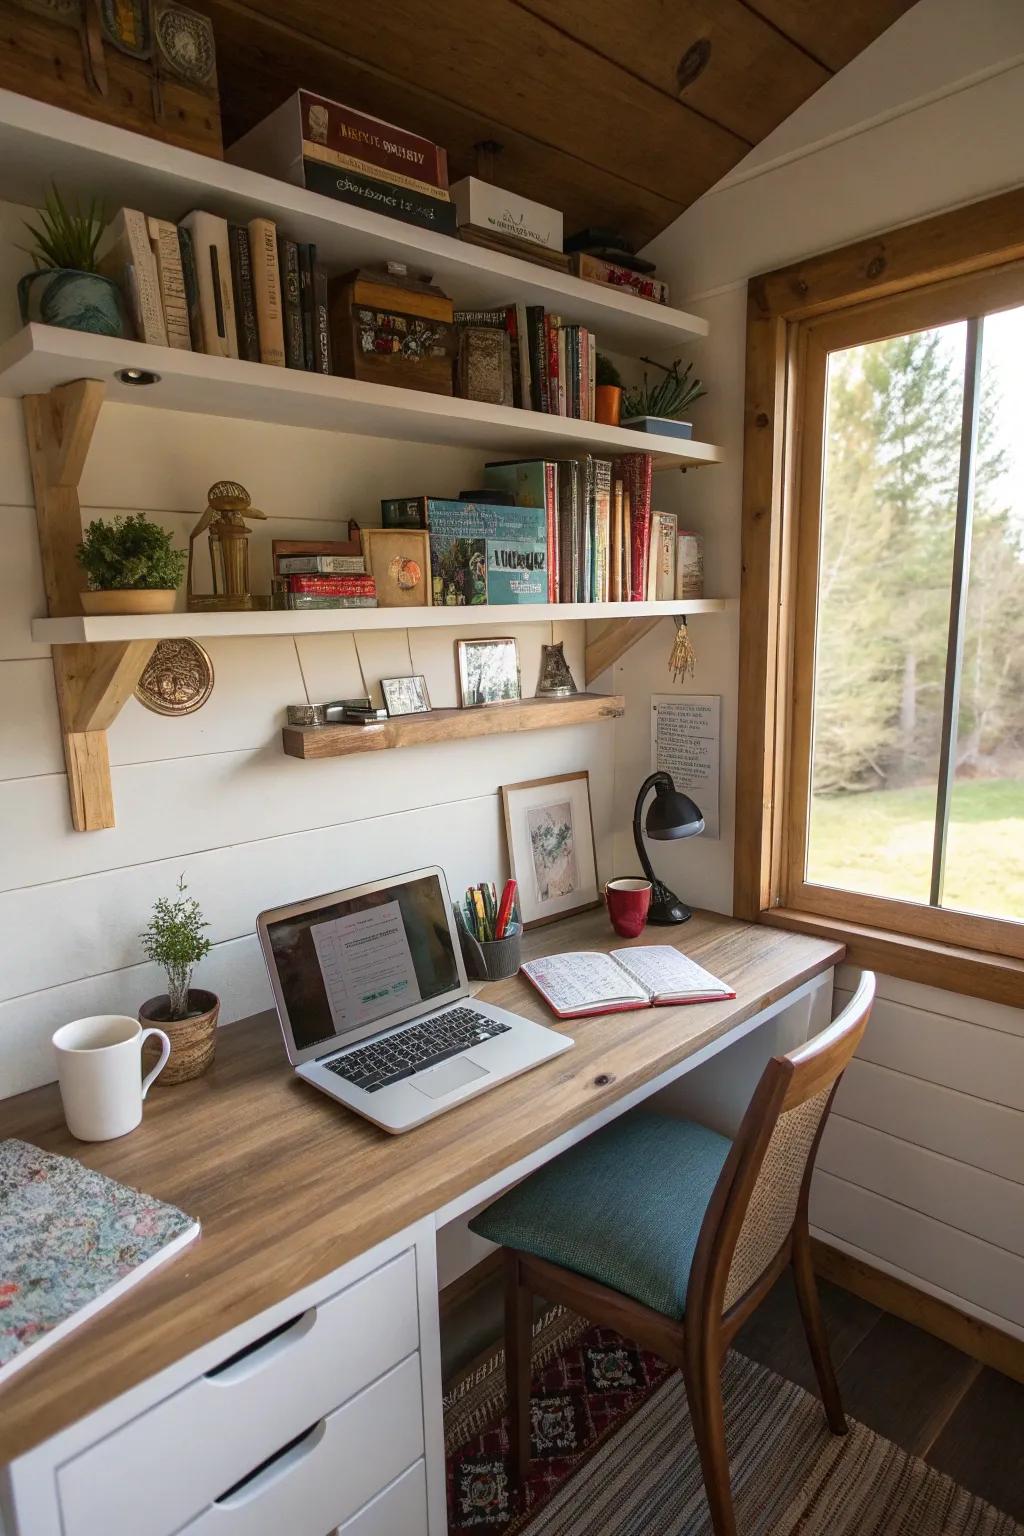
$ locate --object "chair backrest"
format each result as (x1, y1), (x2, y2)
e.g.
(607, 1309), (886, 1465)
(689, 971), (876, 1322)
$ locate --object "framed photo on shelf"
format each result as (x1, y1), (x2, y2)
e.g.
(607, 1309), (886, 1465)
(456, 636), (521, 707)
(381, 675), (431, 716)
(361, 528), (431, 607)
(501, 771), (600, 928)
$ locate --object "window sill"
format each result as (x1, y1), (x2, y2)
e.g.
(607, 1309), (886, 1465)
(760, 908), (1024, 1008)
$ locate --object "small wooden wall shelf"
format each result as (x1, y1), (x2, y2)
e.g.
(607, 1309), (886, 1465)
(282, 694), (625, 759)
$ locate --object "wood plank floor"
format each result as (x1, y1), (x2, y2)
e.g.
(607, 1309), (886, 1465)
(442, 1266), (1024, 1522)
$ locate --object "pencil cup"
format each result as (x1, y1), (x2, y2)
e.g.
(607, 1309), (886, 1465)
(455, 910), (523, 981)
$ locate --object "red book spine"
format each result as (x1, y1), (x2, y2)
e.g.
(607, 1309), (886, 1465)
(545, 316), (561, 417)
(613, 453), (654, 601)
(286, 575), (377, 595)
(299, 92), (448, 188)
(545, 461), (558, 601)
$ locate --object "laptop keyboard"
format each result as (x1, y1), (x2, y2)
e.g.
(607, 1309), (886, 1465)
(324, 1006), (511, 1094)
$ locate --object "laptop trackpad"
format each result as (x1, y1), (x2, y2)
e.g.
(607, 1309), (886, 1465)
(411, 1056), (489, 1099)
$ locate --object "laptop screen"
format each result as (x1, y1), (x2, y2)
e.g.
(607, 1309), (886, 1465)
(262, 871), (463, 1055)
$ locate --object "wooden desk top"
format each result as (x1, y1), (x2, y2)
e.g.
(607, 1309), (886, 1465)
(0, 909), (842, 1460)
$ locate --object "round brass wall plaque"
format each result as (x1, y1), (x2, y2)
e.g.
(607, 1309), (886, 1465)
(135, 639), (214, 716)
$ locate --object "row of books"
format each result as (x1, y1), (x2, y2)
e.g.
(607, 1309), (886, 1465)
(451, 305), (596, 417)
(99, 208), (331, 372)
(382, 451), (664, 605)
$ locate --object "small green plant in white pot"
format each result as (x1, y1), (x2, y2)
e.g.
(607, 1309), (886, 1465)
(622, 357), (706, 440)
(78, 512), (186, 615)
(18, 186), (127, 338)
(138, 877), (218, 1084)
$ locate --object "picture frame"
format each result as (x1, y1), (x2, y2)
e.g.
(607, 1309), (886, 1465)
(501, 771), (600, 928)
(456, 636), (521, 708)
(380, 674), (432, 716)
(361, 527), (432, 608)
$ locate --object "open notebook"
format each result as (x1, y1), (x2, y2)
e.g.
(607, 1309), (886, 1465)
(0, 1139), (199, 1384)
(521, 945), (735, 1019)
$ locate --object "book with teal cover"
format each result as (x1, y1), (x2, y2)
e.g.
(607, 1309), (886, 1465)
(0, 1139), (199, 1381)
(426, 499), (547, 605)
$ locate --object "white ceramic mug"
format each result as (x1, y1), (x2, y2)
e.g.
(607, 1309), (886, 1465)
(52, 1015), (171, 1142)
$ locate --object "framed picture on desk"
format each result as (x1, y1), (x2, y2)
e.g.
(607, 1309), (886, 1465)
(501, 771), (600, 927)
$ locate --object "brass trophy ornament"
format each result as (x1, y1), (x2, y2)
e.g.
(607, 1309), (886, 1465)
(187, 481), (269, 611)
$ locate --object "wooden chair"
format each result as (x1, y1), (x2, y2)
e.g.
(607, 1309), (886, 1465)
(469, 971), (876, 1536)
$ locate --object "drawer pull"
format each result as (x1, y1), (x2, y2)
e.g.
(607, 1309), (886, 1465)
(214, 1419), (326, 1507)
(206, 1307), (317, 1384)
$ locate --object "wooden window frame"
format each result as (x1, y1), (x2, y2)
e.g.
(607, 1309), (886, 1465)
(736, 187), (1024, 1006)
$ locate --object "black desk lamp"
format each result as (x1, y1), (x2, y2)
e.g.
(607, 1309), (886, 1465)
(633, 771), (704, 924)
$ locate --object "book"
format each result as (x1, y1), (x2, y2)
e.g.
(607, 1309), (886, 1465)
(272, 536), (361, 559)
(381, 495), (430, 529)
(457, 223), (572, 272)
(613, 453), (653, 601)
(276, 554), (365, 574)
(425, 500), (547, 605)
(179, 211), (237, 358)
(278, 593), (378, 610)
(312, 261), (332, 375)
(99, 208), (168, 347)
(593, 457), (612, 602)
(450, 177), (563, 252)
(285, 575), (376, 595)
(578, 453), (594, 601)
(676, 530), (705, 599)
(483, 460), (559, 601)
(556, 459), (580, 604)
(278, 236), (304, 369)
(648, 512), (678, 600)
(228, 223), (260, 364)
(146, 216), (190, 350)
(0, 1139), (199, 1383)
(299, 242), (316, 370)
(177, 226), (202, 350)
(520, 947), (734, 1020)
(453, 306), (526, 407)
(247, 217), (286, 367)
(525, 306), (548, 412)
(571, 252), (670, 305)
(302, 159), (457, 234)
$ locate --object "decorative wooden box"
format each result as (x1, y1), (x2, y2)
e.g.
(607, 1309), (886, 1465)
(329, 268), (455, 397)
(0, 0), (222, 158)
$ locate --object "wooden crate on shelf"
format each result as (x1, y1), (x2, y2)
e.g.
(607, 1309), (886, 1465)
(0, 0), (222, 158)
(329, 268), (455, 396)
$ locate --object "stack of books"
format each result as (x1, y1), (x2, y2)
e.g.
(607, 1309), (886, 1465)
(229, 92), (456, 237)
(269, 540), (376, 609)
(99, 207), (332, 373)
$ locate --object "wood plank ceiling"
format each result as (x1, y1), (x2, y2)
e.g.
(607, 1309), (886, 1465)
(204, 0), (916, 248)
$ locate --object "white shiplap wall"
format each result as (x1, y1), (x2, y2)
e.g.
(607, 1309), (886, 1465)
(615, 0), (1024, 1338)
(0, 199), (616, 1098)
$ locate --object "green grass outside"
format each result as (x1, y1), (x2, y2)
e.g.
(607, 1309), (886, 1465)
(807, 779), (1024, 921)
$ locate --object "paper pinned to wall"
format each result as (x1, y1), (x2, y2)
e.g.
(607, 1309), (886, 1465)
(650, 695), (721, 839)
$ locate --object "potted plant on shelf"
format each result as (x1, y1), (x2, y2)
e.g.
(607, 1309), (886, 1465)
(17, 185), (127, 338)
(139, 877), (218, 1084)
(595, 354), (623, 426)
(622, 357), (706, 439)
(78, 512), (186, 615)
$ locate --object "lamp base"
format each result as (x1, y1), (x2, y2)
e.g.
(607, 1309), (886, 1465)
(648, 879), (692, 925)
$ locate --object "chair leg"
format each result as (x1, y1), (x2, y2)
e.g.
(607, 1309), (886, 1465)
(792, 1225), (847, 1435)
(683, 1343), (737, 1536)
(504, 1250), (533, 1487)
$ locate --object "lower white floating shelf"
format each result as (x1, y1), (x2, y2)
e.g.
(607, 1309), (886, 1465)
(31, 598), (731, 644)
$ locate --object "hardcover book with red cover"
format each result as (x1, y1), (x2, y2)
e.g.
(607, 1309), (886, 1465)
(613, 452), (654, 601)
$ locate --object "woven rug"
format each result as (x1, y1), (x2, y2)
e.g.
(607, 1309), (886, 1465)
(444, 1308), (1023, 1535)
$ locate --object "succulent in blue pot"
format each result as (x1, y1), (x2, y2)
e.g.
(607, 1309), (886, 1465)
(17, 185), (127, 338)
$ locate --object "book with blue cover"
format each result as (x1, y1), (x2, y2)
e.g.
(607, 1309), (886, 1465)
(426, 499), (547, 605)
(0, 1139), (199, 1382)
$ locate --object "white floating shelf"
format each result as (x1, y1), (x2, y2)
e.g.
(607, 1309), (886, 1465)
(0, 89), (706, 355)
(31, 599), (731, 645)
(0, 326), (722, 468)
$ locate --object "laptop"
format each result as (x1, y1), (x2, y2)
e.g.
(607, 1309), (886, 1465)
(257, 866), (574, 1133)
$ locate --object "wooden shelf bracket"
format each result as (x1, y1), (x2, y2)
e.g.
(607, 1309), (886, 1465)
(24, 378), (156, 831)
(585, 615), (665, 683)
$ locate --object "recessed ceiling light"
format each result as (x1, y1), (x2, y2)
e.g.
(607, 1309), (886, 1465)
(115, 367), (161, 386)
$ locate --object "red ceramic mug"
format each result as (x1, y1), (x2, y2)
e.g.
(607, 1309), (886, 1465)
(605, 877), (652, 939)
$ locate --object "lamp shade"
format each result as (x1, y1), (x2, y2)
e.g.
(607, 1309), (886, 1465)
(645, 781), (704, 840)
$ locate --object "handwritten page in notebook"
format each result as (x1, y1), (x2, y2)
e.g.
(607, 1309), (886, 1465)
(523, 951), (648, 1014)
(612, 946), (732, 1000)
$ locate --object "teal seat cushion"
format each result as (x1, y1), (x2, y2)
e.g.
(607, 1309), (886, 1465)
(469, 1110), (732, 1319)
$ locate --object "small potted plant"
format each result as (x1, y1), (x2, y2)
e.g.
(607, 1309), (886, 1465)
(595, 354), (623, 426)
(139, 877), (218, 1084)
(78, 512), (186, 615)
(622, 357), (706, 439)
(18, 185), (127, 338)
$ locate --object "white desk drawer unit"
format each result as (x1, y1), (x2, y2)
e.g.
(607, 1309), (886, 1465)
(55, 1248), (419, 1536)
(179, 1353), (424, 1536)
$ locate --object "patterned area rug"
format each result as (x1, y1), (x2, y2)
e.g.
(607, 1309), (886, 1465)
(444, 1308), (1023, 1535)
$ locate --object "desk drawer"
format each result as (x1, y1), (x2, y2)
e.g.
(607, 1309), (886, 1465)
(336, 1460), (428, 1536)
(181, 1353), (423, 1536)
(58, 1248), (418, 1536)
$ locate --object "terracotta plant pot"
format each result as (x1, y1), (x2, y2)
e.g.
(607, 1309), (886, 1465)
(139, 989), (220, 1083)
(595, 384), (622, 427)
(81, 589), (178, 615)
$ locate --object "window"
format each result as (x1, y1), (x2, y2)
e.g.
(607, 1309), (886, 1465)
(735, 197), (1024, 995)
